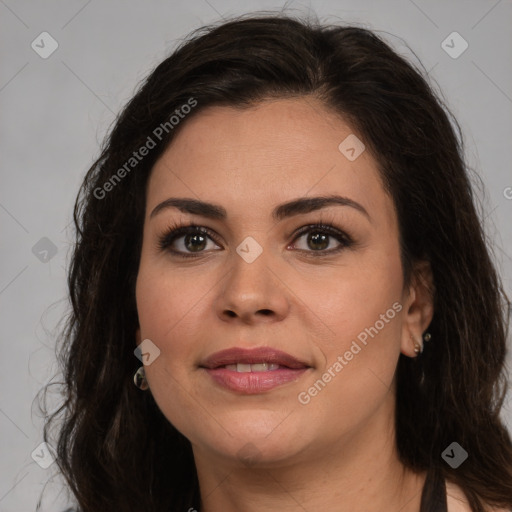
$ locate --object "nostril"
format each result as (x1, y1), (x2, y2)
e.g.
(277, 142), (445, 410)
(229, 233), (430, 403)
(223, 309), (273, 318)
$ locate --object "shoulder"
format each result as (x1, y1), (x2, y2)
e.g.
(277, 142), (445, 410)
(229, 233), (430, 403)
(446, 481), (510, 512)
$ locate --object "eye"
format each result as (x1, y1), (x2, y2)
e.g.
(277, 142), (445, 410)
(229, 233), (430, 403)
(290, 223), (353, 256)
(157, 223), (221, 258)
(158, 221), (353, 259)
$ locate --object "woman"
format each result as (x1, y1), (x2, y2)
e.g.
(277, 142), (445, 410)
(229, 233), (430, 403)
(41, 12), (512, 512)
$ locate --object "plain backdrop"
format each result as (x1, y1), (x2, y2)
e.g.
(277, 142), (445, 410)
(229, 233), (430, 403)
(1, 1), (511, 510)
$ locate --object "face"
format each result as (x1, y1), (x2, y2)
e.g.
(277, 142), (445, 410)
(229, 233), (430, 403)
(135, 97), (421, 468)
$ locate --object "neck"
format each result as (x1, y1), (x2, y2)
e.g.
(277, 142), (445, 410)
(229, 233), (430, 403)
(192, 395), (427, 512)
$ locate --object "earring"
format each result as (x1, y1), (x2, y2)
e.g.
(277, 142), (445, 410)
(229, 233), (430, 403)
(423, 332), (431, 342)
(412, 334), (423, 356)
(133, 366), (149, 390)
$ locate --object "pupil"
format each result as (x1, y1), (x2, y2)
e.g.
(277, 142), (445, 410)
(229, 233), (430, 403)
(185, 233), (206, 252)
(309, 232), (328, 250)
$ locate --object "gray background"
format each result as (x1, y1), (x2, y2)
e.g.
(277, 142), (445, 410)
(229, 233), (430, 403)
(1, 1), (511, 510)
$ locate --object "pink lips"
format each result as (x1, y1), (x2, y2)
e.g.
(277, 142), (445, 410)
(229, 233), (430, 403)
(200, 346), (310, 394)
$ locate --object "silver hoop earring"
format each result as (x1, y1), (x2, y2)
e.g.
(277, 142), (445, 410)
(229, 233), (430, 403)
(133, 366), (149, 390)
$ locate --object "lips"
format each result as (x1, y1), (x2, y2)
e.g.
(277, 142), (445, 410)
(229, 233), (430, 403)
(200, 346), (309, 370)
(200, 346), (311, 394)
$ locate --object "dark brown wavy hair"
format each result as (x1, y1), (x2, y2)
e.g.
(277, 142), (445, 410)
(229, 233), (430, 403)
(38, 11), (512, 512)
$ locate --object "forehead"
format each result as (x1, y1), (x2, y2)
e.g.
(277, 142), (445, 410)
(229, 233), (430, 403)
(146, 98), (393, 223)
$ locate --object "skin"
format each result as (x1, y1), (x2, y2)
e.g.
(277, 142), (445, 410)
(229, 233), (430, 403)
(135, 97), (449, 511)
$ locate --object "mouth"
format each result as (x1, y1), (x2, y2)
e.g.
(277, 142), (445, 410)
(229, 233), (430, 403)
(216, 362), (286, 372)
(199, 346), (311, 394)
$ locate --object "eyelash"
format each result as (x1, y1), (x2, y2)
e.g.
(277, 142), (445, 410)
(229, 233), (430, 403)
(157, 221), (354, 259)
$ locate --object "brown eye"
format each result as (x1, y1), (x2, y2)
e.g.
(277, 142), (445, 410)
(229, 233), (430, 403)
(291, 223), (353, 256)
(158, 225), (221, 258)
(305, 232), (330, 251)
(183, 232), (208, 252)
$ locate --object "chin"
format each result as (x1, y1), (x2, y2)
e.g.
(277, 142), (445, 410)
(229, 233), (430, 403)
(192, 411), (313, 466)
(209, 433), (306, 468)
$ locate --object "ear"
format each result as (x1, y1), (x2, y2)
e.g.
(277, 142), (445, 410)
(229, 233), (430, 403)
(400, 260), (435, 357)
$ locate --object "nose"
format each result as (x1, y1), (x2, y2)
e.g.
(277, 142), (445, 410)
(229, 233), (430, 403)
(215, 246), (290, 325)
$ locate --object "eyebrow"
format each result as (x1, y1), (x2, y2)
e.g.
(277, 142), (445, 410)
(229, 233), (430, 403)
(149, 195), (371, 222)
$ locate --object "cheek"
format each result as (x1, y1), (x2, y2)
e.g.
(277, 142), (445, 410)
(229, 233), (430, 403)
(135, 265), (211, 436)
(312, 244), (403, 346)
(299, 294), (403, 438)
(301, 246), (404, 411)
(136, 245), (202, 331)
(135, 256), (207, 375)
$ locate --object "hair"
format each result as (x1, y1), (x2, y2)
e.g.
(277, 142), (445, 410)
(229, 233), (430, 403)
(39, 11), (512, 512)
